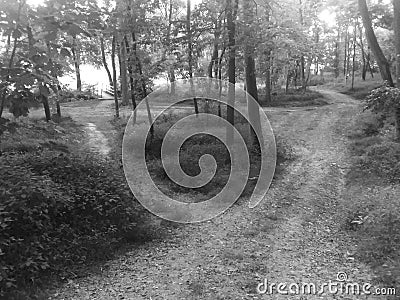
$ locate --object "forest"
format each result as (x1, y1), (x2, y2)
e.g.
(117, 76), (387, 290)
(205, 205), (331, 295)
(1, 0), (400, 299)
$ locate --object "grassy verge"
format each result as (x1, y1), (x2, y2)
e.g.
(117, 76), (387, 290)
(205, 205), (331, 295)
(343, 110), (400, 294)
(260, 88), (328, 107)
(0, 116), (151, 299)
(323, 75), (383, 100)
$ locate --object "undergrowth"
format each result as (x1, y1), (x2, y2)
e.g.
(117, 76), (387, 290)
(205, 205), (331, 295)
(0, 118), (148, 299)
(261, 88), (328, 107)
(114, 100), (296, 203)
(344, 109), (400, 293)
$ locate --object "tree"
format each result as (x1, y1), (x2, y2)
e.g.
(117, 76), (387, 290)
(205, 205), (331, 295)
(358, 0), (393, 86)
(392, 0), (400, 139)
(243, 0), (262, 146)
(187, 0), (199, 114)
(226, 0), (238, 145)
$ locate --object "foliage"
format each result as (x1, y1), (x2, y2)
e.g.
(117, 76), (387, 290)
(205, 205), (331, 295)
(347, 110), (400, 183)
(261, 89), (327, 107)
(58, 88), (98, 102)
(364, 81), (400, 114)
(0, 120), (142, 297)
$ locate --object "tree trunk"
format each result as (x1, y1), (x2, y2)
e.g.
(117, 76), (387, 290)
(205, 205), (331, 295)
(359, 29), (367, 80)
(45, 40), (62, 117)
(264, 50), (272, 103)
(119, 37), (129, 106)
(334, 30), (340, 78)
(285, 66), (290, 94)
(132, 31), (154, 138)
(346, 28), (351, 84)
(392, 0), (400, 140)
(41, 95), (51, 122)
(165, 0), (176, 95)
(124, 36), (137, 112)
(226, 0), (237, 146)
(111, 34), (119, 118)
(359, 0), (393, 85)
(208, 20), (220, 78)
(366, 49), (374, 78)
(0, 2), (22, 118)
(187, 0), (199, 115)
(393, 0), (400, 87)
(343, 27), (348, 78)
(244, 0), (262, 146)
(217, 46), (226, 117)
(71, 37), (82, 91)
(351, 20), (357, 90)
(100, 36), (113, 86)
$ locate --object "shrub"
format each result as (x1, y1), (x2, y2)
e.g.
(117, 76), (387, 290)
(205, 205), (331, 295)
(360, 141), (400, 180)
(0, 150), (140, 296)
(364, 82), (400, 114)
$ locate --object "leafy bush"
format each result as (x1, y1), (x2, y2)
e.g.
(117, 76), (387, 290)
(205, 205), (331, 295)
(364, 81), (400, 113)
(0, 143), (141, 297)
(59, 88), (97, 102)
(357, 141), (400, 181)
(347, 111), (386, 139)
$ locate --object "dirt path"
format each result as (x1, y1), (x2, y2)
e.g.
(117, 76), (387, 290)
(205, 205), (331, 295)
(49, 90), (382, 299)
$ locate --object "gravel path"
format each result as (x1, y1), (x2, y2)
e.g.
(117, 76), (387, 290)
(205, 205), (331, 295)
(48, 90), (383, 299)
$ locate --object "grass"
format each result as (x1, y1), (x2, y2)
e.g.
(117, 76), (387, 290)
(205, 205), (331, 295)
(260, 88), (328, 107)
(343, 109), (400, 294)
(323, 74), (383, 100)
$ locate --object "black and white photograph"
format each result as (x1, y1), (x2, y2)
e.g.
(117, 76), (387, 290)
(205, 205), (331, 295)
(0, 0), (399, 298)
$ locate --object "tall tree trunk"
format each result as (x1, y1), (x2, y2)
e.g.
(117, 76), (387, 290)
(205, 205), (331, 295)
(359, 0), (393, 85)
(208, 19), (220, 78)
(264, 8), (272, 103)
(111, 34), (119, 118)
(243, 0), (262, 146)
(132, 31), (154, 138)
(334, 30), (340, 78)
(71, 37), (82, 91)
(226, 0), (238, 146)
(164, 0), (176, 95)
(124, 36), (137, 113)
(343, 26), (348, 78)
(0, 1), (23, 118)
(351, 20), (357, 90)
(187, 0), (199, 114)
(264, 50), (272, 103)
(392, 0), (400, 140)
(358, 25), (367, 80)
(298, 0), (306, 92)
(366, 49), (374, 78)
(217, 46), (226, 117)
(285, 66), (290, 94)
(45, 39), (61, 117)
(41, 94), (51, 122)
(119, 37), (129, 106)
(100, 36), (113, 86)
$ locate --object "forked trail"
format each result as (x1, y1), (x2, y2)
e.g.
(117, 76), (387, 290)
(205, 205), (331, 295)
(50, 89), (379, 299)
